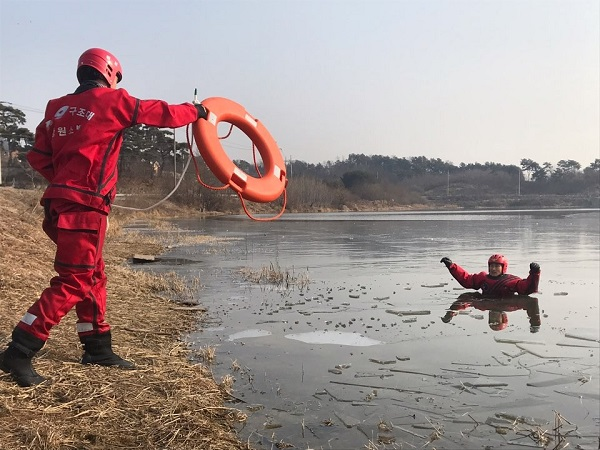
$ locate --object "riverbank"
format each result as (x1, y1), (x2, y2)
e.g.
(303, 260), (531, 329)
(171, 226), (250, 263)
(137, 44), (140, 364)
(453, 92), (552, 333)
(0, 187), (247, 450)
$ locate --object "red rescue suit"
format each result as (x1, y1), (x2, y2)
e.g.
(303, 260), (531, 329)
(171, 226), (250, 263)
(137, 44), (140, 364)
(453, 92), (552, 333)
(447, 263), (539, 297)
(21, 83), (198, 341)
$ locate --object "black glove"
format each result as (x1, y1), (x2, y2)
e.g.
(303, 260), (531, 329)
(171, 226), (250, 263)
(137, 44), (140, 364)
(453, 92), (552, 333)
(441, 311), (456, 323)
(530, 262), (540, 273)
(195, 103), (208, 120)
(440, 257), (452, 268)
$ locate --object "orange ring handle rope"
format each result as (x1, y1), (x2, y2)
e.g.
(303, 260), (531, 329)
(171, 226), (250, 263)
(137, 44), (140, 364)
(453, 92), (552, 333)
(192, 97), (288, 204)
(237, 189), (287, 222)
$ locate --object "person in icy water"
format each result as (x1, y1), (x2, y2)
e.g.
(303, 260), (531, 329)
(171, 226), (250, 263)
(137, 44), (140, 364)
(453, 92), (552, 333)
(440, 254), (540, 297)
(441, 293), (541, 333)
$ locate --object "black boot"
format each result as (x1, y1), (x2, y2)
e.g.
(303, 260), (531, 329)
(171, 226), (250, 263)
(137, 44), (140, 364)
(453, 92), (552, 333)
(0, 328), (47, 387)
(80, 331), (135, 369)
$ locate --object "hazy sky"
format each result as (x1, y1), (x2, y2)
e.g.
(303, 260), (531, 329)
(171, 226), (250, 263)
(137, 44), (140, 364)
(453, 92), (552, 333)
(1, 0), (598, 167)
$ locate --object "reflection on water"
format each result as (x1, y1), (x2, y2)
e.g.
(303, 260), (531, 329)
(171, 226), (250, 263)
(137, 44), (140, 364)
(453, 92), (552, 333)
(442, 293), (541, 333)
(141, 209), (599, 449)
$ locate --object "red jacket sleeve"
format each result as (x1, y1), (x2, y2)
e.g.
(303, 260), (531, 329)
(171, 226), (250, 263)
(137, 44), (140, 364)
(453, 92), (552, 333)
(134, 98), (198, 129)
(448, 263), (487, 290)
(27, 111), (55, 182)
(513, 270), (540, 295)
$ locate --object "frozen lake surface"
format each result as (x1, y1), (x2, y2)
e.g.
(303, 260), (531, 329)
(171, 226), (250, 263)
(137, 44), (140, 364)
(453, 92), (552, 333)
(134, 209), (600, 449)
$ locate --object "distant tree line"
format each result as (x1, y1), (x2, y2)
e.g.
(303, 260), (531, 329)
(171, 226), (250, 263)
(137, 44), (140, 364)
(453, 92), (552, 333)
(1, 102), (598, 211)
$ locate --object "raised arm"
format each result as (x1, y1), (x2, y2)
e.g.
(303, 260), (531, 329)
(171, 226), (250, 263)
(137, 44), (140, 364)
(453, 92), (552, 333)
(441, 257), (483, 290)
(514, 262), (540, 295)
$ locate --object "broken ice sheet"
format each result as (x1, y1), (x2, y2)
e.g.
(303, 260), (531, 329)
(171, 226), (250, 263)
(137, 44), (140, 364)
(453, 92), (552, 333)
(354, 371), (394, 379)
(516, 343), (595, 359)
(454, 397), (552, 413)
(460, 375), (510, 389)
(555, 388), (600, 401)
(453, 376), (512, 395)
(564, 327), (600, 343)
(442, 365), (528, 377)
(285, 330), (382, 346)
(369, 358), (396, 365)
(501, 349), (527, 358)
(526, 375), (582, 388)
(556, 339), (600, 348)
(494, 335), (546, 345)
(334, 410), (362, 428)
(323, 386), (365, 403)
(227, 329), (272, 341)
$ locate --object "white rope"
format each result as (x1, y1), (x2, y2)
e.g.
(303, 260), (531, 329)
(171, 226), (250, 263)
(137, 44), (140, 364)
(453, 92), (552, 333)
(111, 154), (192, 211)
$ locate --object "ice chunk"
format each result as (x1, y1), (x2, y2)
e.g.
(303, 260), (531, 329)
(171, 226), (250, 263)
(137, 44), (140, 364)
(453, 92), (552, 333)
(516, 343), (595, 359)
(526, 376), (581, 387)
(556, 339), (599, 348)
(494, 336), (545, 345)
(285, 330), (382, 346)
(227, 329), (272, 341)
(564, 327), (600, 343)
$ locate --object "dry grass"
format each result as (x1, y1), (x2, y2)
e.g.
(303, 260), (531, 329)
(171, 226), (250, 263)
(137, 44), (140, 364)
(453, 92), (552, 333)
(238, 263), (310, 290)
(0, 187), (248, 450)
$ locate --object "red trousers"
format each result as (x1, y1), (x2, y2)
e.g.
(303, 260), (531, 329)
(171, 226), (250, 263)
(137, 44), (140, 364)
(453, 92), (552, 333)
(17, 199), (110, 341)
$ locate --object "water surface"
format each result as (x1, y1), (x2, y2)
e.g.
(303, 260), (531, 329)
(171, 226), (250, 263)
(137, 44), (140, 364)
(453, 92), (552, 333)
(139, 209), (599, 449)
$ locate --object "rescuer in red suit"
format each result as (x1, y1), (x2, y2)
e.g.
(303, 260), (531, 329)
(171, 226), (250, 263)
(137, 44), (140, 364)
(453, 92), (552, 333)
(441, 293), (542, 333)
(0, 48), (209, 387)
(440, 254), (540, 298)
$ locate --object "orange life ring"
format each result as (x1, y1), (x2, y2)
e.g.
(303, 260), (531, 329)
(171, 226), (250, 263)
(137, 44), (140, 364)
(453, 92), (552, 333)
(192, 97), (287, 203)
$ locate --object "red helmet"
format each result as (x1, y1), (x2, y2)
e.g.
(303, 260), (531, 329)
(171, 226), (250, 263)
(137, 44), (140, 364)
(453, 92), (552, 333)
(77, 48), (122, 86)
(488, 254), (508, 274)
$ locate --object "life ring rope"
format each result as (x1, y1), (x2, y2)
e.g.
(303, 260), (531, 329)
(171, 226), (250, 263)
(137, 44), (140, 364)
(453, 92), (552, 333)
(237, 189), (287, 222)
(185, 125), (229, 191)
(251, 142), (263, 178)
(219, 123), (234, 140)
